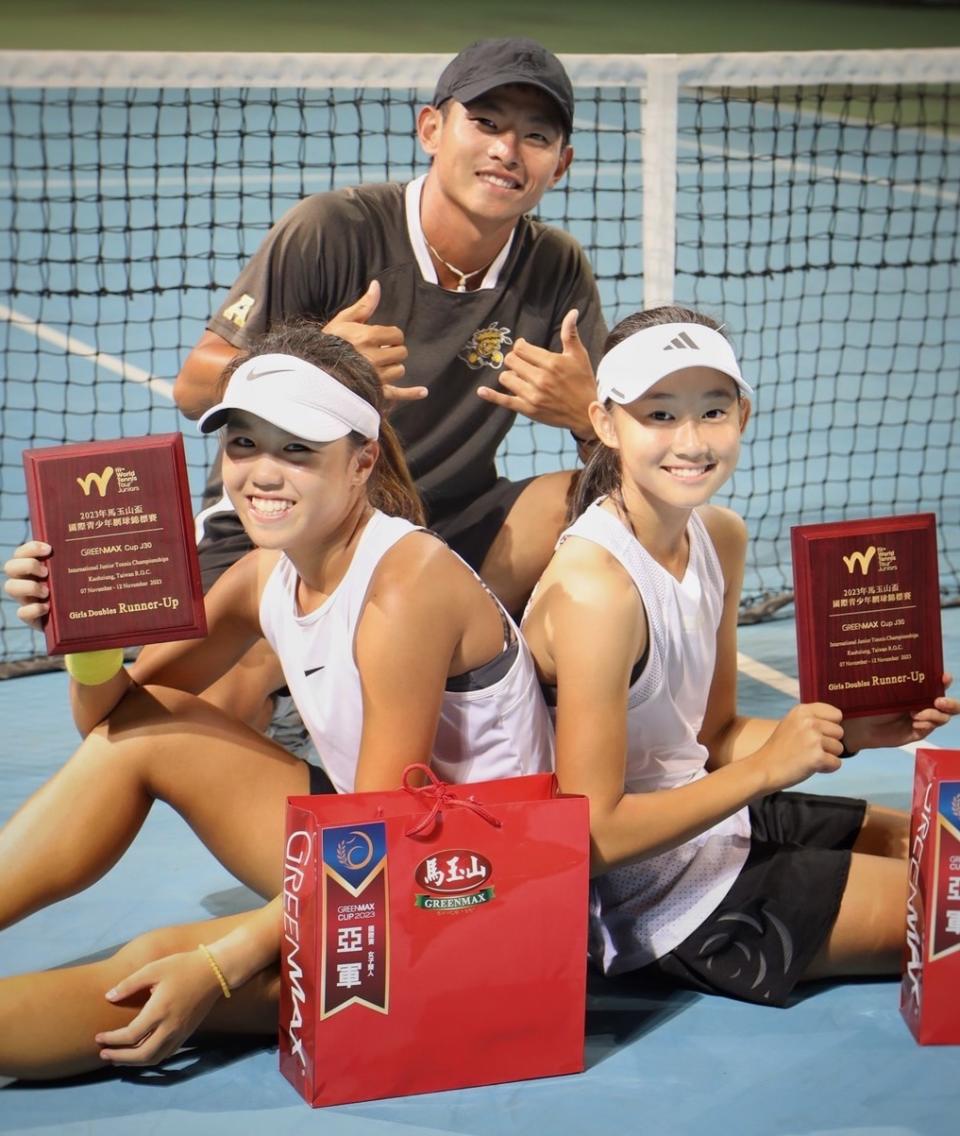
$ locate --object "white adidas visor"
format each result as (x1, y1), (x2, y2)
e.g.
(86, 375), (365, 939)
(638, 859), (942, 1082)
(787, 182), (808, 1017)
(596, 323), (753, 406)
(198, 353), (380, 442)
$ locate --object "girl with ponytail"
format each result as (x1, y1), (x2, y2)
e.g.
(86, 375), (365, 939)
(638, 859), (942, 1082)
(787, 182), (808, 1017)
(524, 305), (957, 1007)
(217, 319), (425, 527)
(0, 323), (553, 1078)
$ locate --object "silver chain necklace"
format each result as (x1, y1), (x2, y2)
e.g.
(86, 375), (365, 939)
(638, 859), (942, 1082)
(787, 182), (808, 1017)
(424, 239), (492, 292)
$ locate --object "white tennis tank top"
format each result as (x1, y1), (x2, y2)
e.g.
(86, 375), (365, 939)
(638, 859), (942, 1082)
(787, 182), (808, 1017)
(559, 501), (750, 970)
(258, 509), (554, 794)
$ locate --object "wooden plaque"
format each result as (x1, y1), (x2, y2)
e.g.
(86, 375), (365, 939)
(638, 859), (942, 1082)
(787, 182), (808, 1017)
(791, 514), (944, 717)
(23, 433), (207, 654)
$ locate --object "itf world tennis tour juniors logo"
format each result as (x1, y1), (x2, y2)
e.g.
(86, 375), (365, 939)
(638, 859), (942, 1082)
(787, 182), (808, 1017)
(841, 543), (897, 576)
(75, 464), (141, 498)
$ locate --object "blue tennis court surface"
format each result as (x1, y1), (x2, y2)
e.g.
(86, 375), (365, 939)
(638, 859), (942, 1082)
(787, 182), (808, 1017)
(2, 57), (959, 1133)
(2, 608), (959, 1135)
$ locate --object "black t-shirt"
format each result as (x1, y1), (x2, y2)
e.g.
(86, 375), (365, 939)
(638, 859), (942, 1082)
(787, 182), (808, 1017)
(208, 181), (607, 508)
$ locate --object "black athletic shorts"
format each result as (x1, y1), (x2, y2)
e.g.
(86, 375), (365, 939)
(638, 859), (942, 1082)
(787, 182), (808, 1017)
(196, 475), (534, 592)
(308, 762), (336, 795)
(643, 790), (867, 1007)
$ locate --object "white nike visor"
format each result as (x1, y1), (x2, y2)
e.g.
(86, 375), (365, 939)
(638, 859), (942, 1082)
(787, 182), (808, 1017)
(596, 323), (753, 406)
(198, 353), (380, 441)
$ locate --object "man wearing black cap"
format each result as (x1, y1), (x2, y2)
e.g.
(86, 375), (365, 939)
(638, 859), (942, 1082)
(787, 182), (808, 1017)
(175, 38), (606, 725)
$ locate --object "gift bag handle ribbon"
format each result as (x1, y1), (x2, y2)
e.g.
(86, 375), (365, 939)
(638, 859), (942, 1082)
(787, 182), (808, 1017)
(401, 763), (503, 837)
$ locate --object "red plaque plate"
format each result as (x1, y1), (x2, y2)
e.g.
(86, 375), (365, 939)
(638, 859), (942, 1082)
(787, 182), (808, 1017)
(791, 514), (944, 717)
(23, 433), (207, 654)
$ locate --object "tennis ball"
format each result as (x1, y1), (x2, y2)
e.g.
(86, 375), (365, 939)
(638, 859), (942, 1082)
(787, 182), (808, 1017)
(64, 648), (125, 685)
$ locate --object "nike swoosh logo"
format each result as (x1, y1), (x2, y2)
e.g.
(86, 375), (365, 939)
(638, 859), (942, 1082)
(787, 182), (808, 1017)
(304, 665), (325, 677)
(247, 367), (295, 381)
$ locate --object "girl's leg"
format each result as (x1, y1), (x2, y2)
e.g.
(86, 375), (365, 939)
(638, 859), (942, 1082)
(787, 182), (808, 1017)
(852, 803), (910, 860)
(801, 851), (907, 980)
(0, 684), (310, 930)
(0, 912), (279, 1081)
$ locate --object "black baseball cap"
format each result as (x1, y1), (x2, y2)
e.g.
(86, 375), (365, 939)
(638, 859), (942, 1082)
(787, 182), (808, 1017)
(432, 38), (574, 136)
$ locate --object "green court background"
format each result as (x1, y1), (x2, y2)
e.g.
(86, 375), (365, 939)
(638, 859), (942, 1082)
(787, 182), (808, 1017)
(2, 0), (960, 52)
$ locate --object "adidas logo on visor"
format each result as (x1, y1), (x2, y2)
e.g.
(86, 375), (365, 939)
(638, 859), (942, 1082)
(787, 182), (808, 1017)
(663, 332), (699, 351)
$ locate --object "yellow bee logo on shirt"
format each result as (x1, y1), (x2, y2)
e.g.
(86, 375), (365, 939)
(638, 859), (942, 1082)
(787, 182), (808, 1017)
(459, 323), (514, 370)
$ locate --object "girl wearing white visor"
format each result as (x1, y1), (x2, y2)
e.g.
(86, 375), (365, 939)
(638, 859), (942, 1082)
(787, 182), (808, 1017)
(522, 305), (957, 1005)
(0, 322), (552, 1077)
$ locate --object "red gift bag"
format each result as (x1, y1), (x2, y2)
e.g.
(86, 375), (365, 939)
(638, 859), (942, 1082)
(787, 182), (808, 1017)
(278, 764), (590, 1106)
(901, 747), (960, 1045)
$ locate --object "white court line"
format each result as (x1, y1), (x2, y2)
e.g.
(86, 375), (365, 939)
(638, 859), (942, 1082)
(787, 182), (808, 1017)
(0, 303), (174, 401)
(737, 650), (938, 754)
(581, 97), (960, 148)
(681, 138), (959, 205)
(737, 651), (801, 699)
(582, 119), (959, 205)
(2, 149), (953, 200)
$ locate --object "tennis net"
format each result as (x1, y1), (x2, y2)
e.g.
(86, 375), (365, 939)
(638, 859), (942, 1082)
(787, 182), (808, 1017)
(1, 49), (958, 669)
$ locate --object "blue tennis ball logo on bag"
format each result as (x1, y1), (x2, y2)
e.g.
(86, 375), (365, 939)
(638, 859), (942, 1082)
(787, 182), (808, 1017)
(336, 830), (375, 871)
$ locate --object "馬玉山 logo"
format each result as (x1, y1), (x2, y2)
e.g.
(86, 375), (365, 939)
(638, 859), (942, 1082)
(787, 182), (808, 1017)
(414, 850), (494, 911)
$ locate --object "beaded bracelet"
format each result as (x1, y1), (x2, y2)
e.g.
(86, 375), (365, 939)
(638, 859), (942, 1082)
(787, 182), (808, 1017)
(198, 943), (232, 999)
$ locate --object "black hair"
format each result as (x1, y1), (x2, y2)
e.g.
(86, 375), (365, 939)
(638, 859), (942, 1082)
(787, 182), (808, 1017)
(221, 320), (426, 525)
(569, 306), (728, 521)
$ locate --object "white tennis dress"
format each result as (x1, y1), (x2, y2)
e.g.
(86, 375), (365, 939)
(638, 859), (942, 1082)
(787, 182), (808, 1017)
(259, 509), (554, 793)
(558, 502), (751, 971)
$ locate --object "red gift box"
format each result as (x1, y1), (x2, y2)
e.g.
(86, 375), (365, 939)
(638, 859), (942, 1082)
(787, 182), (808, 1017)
(901, 748), (960, 1044)
(279, 765), (591, 1106)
